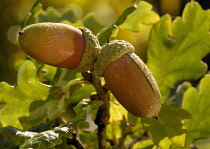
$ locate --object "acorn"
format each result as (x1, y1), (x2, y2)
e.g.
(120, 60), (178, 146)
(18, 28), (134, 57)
(18, 22), (101, 72)
(96, 40), (162, 118)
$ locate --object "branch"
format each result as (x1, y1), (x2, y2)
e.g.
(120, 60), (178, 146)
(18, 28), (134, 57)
(67, 131), (85, 149)
(89, 65), (110, 149)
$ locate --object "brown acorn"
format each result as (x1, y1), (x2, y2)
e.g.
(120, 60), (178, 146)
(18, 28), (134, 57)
(18, 22), (100, 72)
(96, 40), (162, 118)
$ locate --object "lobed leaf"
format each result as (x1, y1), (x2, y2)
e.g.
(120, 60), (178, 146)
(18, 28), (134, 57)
(22, 4), (83, 27)
(121, 1), (160, 32)
(19, 127), (72, 149)
(142, 105), (191, 148)
(0, 61), (89, 129)
(2, 126), (37, 145)
(146, 1), (210, 101)
(182, 75), (210, 146)
(97, 1), (159, 45)
(0, 61), (50, 129)
(2, 126), (73, 148)
(63, 99), (102, 129)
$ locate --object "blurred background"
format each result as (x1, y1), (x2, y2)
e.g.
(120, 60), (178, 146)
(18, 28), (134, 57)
(0, 0), (209, 85)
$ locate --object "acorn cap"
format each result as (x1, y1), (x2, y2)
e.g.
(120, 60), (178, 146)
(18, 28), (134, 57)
(70, 27), (101, 72)
(95, 40), (135, 76)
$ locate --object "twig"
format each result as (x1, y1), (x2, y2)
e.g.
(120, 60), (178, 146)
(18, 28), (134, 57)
(90, 65), (110, 149)
(67, 131), (85, 149)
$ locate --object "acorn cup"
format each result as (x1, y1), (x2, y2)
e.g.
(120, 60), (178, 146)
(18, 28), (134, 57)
(96, 40), (162, 118)
(18, 22), (101, 72)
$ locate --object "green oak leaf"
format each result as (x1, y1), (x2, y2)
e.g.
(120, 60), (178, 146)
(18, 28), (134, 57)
(208, 9), (210, 28)
(52, 68), (78, 87)
(63, 99), (102, 129)
(142, 105), (191, 148)
(182, 75), (210, 147)
(132, 139), (154, 149)
(146, 1), (210, 102)
(79, 130), (98, 149)
(22, 4), (83, 27)
(106, 121), (122, 142)
(97, 4), (136, 45)
(35, 75), (86, 124)
(82, 12), (96, 31)
(121, 1), (160, 32)
(106, 145), (120, 149)
(2, 126), (72, 148)
(19, 127), (72, 149)
(166, 81), (192, 107)
(0, 61), (88, 129)
(0, 133), (17, 149)
(70, 84), (95, 104)
(21, 2), (42, 28)
(60, 6), (79, 23)
(2, 126), (37, 146)
(0, 61), (50, 129)
(38, 6), (60, 22)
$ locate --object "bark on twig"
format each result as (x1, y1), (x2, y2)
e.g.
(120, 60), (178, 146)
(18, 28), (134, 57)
(90, 66), (110, 149)
(67, 131), (85, 149)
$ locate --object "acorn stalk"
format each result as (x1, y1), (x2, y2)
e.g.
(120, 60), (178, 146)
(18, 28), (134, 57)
(96, 40), (162, 118)
(18, 22), (100, 72)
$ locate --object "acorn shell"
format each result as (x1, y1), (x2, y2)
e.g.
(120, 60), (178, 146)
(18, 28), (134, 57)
(19, 23), (101, 72)
(19, 22), (85, 69)
(95, 40), (162, 118)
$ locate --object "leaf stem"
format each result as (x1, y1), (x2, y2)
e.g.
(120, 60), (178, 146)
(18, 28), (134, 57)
(90, 65), (110, 149)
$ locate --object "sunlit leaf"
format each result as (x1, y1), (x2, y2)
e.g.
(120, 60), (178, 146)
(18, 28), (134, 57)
(38, 64), (57, 84)
(64, 99), (102, 129)
(133, 139), (154, 149)
(0, 61), (50, 129)
(19, 127), (72, 149)
(106, 145), (121, 149)
(142, 105), (191, 148)
(121, 1), (160, 32)
(147, 1), (210, 101)
(109, 99), (124, 123)
(97, 4), (136, 45)
(182, 75), (210, 147)
(109, 95), (140, 125)
(0, 61), (88, 129)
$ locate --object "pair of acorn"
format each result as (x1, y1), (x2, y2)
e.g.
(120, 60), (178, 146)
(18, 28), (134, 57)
(18, 23), (162, 118)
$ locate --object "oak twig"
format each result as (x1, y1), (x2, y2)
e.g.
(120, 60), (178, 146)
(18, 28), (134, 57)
(90, 66), (110, 149)
(67, 131), (85, 149)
